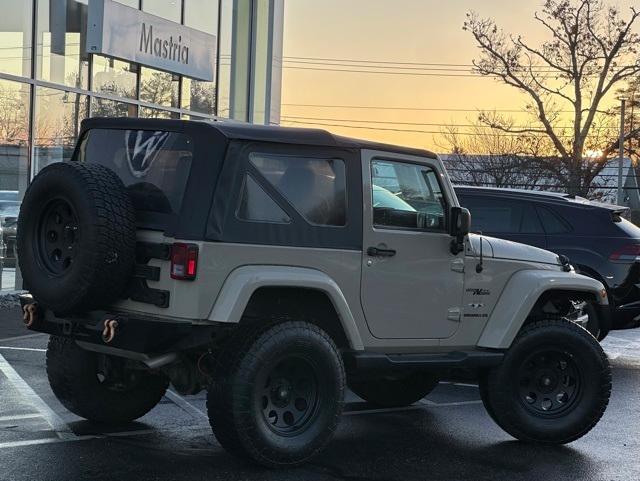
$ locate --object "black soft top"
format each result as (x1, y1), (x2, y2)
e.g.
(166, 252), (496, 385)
(80, 117), (438, 159)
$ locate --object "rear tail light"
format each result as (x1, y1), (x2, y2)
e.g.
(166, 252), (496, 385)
(171, 243), (198, 280)
(609, 244), (640, 262)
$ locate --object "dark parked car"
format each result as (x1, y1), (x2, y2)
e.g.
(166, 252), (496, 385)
(455, 186), (640, 336)
(0, 190), (19, 268)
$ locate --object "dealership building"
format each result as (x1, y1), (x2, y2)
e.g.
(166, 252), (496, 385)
(0, 0), (285, 290)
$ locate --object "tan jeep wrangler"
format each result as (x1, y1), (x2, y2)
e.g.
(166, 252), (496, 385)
(18, 118), (611, 467)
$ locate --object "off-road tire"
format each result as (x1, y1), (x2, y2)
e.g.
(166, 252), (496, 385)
(348, 373), (439, 407)
(207, 321), (345, 468)
(46, 336), (168, 424)
(480, 319), (611, 444)
(18, 162), (136, 314)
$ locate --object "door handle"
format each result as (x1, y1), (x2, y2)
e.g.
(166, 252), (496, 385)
(367, 246), (396, 257)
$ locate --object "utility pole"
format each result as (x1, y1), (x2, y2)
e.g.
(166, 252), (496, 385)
(617, 98), (626, 205)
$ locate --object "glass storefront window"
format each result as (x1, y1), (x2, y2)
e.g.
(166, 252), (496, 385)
(33, 86), (88, 173)
(184, 0), (218, 34)
(181, 78), (216, 115)
(114, 0), (139, 7)
(217, 0), (234, 119)
(140, 67), (179, 108)
(139, 107), (179, 119)
(91, 97), (138, 117)
(36, 0), (89, 89)
(92, 55), (138, 99)
(0, 79), (30, 290)
(0, 0), (33, 78)
(182, 0), (218, 115)
(142, 0), (181, 22)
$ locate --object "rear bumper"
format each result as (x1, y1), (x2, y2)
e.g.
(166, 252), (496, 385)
(19, 295), (218, 356)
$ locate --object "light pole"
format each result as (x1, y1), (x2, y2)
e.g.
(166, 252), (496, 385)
(617, 98), (626, 206)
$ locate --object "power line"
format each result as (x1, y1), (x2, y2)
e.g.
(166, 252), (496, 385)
(280, 119), (580, 137)
(283, 59), (578, 75)
(283, 55), (638, 70)
(281, 103), (576, 113)
(281, 115), (620, 130)
(282, 65), (482, 77)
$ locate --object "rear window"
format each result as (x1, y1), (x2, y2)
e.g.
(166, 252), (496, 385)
(77, 129), (193, 217)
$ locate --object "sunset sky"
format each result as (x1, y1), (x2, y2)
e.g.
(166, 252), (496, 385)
(281, 0), (639, 152)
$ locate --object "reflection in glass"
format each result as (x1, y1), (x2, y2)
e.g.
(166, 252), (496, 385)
(92, 55), (138, 99)
(34, 87), (88, 174)
(0, 0), (33, 77)
(140, 67), (179, 108)
(0, 79), (30, 289)
(139, 107), (179, 119)
(181, 78), (216, 115)
(217, 0), (233, 118)
(36, 0), (89, 88)
(181, 0), (219, 115)
(91, 97), (138, 118)
(114, 0), (139, 7)
(184, 0), (218, 34)
(181, 114), (207, 120)
(142, 0), (181, 22)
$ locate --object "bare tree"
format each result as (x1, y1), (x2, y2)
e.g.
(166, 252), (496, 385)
(610, 77), (640, 162)
(464, 0), (640, 195)
(0, 85), (29, 145)
(437, 122), (555, 189)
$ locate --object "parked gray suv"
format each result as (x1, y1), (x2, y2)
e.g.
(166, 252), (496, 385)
(18, 118), (611, 468)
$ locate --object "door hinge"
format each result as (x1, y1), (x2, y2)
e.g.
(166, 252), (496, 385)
(451, 258), (465, 273)
(447, 307), (461, 322)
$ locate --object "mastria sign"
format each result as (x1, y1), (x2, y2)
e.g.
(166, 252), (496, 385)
(86, 0), (216, 82)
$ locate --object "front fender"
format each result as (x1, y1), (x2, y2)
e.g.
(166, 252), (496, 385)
(208, 265), (364, 350)
(477, 269), (607, 349)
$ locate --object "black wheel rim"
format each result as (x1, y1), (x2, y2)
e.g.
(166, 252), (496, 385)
(257, 356), (320, 436)
(516, 349), (582, 418)
(36, 198), (79, 276)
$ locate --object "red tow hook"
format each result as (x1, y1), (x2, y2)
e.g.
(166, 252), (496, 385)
(102, 319), (119, 344)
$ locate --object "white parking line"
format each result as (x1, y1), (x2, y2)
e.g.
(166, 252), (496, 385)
(0, 346), (46, 353)
(165, 390), (208, 420)
(0, 429), (157, 450)
(343, 399), (483, 416)
(0, 354), (74, 440)
(0, 333), (46, 343)
(0, 413), (42, 423)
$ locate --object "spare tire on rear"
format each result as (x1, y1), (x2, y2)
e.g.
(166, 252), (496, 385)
(17, 162), (136, 314)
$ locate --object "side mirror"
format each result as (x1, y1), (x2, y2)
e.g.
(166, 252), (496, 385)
(449, 207), (471, 254)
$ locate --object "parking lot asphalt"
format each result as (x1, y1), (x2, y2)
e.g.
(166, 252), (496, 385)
(0, 306), (638, 481)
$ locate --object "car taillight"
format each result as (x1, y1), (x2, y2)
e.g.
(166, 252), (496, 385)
(171, 243), (198, 280)
(609, 244), (640, 262)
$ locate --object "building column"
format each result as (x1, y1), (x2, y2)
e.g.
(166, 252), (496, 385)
(229, 0), (283, 125)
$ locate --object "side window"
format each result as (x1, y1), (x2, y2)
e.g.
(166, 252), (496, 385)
(460, 196), (521, 233)
(520, 203), (544, 234)
(236, 174), (291, 224)
(371, 159), (446, 231)
(250, 153), (346, 226)
(537, 206), (571, 234)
